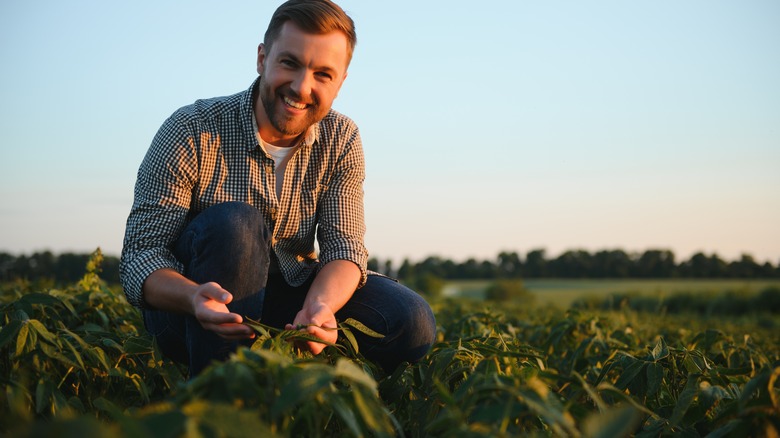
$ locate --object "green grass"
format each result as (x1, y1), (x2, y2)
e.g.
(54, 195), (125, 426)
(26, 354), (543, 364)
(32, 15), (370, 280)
(443, 278), (780, 308)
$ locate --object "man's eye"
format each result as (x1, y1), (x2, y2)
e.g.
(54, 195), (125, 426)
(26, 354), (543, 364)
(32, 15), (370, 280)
(281, 59), (296, 67)
(315, 72), (332, 81)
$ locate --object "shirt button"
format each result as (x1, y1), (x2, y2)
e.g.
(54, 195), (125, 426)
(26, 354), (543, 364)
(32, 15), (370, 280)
(269, 207), (277, 220)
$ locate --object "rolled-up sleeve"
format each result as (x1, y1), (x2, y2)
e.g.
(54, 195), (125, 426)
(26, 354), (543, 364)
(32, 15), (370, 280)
(316, 126), (369, 287)
(119, 113), (198, 309)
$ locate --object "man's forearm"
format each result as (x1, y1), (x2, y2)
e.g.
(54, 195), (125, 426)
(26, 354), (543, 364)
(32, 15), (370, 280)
(305, 259), (361, 314)
(143, 268), (199, 314)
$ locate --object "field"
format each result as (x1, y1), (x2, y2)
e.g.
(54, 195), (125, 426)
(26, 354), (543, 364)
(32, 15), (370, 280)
(1, 253), (779, 437)
(444, 279), (780, 308)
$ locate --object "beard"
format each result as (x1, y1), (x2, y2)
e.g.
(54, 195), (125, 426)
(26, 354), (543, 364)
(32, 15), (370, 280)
(257, 75), (327, 138)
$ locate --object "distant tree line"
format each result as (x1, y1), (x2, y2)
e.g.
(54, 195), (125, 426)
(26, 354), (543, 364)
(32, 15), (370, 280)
(0, 251), (120, 285)
(368, 249), (780, 282)
(2, 248), (778, 286)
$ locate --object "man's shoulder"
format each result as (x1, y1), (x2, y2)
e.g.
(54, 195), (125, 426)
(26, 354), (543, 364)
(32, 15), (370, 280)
(169, 88), (246, 125)
(319, 109), (359, 136)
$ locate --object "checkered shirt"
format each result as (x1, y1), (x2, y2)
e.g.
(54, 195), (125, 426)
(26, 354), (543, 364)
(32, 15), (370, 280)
(119, 78), (368, 309)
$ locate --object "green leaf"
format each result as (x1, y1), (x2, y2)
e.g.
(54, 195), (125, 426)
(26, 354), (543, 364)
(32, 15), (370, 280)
(35, 379), (52, 414)
(342, 318), (385, 339)
(101, 338), (124, 352)
(59, 326), (91, 350)
(670, 373), (700, 426)
(28, 319), (58, 345)
(650, 337), (669, 361)
(573, 371), (608, 412)
(15, 320), (30, 356)
(738, 367), (769, 411)
(334, 358), (378, 391)
(350, 384), (394, 434)
(646, 362), (664, 398)
(341, 326), (359, 354)
(328, 393), (363, 437)
(242, 316), (272, 337)
(60, 337), (86, 370)
(582, 405), (642, 438)
(279, 329), (344, 352)
(123, 336), (153, 354)
(0, 319), (23, 350)
(271, 365), (335, 419)
(614, 358), (647, 391)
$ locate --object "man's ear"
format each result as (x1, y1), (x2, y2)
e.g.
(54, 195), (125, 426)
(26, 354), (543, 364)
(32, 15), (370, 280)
(334, 70), (348, 97)
(256, 43), (266, 75)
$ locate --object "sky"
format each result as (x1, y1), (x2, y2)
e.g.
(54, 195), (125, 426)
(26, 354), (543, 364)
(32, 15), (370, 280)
(1, 0), (779, 266)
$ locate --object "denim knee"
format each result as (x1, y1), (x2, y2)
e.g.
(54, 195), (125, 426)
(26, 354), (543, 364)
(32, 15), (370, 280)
(174, 201), (271, 300)
(340, 275), (436, 372)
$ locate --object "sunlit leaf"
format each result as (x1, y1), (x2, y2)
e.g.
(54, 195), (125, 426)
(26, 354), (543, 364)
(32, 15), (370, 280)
(650, 337), (669, 361)
(270, 365), (335, 418)
(27, 320), (58, 345)
(341, 326), (359, 354)
(582, 405), (641, 438)
(334, 358), (378, 391)
(15, 320), (29, 356)
(342, 318), (385, 339)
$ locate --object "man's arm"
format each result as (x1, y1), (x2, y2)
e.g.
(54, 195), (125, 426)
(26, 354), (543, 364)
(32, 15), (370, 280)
(286, 259), (361, 354)
(144, 269), (255, 340)
(120, 111), (253, 340)
(286, 116), (368, 354)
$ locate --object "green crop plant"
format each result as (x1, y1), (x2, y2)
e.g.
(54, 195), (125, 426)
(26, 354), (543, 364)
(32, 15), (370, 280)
(1, 250), (778, 437)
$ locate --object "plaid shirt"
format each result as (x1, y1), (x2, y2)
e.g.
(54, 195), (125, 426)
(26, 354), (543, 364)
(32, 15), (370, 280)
(120, 78), (368, 309)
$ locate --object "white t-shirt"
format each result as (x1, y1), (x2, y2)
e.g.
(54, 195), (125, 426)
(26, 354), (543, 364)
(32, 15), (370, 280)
(260, 138), (299, 200)
(252, 115), (301, 200)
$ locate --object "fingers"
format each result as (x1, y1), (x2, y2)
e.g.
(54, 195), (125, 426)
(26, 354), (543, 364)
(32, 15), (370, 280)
(199, 282), (233, 304)
(208, 322), (256, 340)
(194, 282), (254, 340)
(285, 321), (338, 355)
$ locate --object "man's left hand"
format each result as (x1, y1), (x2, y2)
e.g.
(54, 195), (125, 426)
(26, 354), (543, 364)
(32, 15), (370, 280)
(286, 301), (338, 355)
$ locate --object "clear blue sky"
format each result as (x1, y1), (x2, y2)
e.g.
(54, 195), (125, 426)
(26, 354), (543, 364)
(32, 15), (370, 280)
(1, 1), (779, 265)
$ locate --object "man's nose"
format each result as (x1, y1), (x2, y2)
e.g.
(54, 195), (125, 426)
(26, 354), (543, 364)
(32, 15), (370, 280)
(290, 72), (313, 100)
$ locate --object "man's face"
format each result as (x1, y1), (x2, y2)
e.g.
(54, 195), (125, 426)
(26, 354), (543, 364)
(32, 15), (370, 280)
(255, 21), (350, 146)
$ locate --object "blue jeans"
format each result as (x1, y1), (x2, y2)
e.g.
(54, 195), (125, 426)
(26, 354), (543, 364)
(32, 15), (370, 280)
(142, 202), (436, 376)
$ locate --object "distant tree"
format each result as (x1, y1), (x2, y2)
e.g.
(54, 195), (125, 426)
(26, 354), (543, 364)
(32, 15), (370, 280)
(417, 256), (449, 279)
(592, 249), (632, 278)
(484, 279), (534, 304)
(383, 259), (394, 278)
(456, 258), (483, 279)
(410, 274), (445, 300)
(634, 249), (676, 278)
(549, 250), (592, 278)
(0, 252), (15, 281)
(367, 257), (380, 273)
(497, 251), (522, 278)
(728, 254), (762, 278)
(524, 249), (547, 278)
(397, 259), (415, 282)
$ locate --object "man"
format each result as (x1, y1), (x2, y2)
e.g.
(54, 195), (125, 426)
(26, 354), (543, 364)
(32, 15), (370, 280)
(120, 0), (436, 377)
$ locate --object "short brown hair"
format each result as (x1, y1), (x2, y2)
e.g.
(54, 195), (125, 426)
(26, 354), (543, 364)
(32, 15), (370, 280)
(264, 0), (357, 63)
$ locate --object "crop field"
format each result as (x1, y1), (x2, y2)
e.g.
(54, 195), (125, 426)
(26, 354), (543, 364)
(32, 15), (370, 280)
(1, 252), (779, 437)
(444, 279), (780, 308)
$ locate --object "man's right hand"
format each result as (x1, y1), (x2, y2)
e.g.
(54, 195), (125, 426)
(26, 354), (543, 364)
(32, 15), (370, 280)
(143, 269), (255, 340)
(191, 282), (256, 340)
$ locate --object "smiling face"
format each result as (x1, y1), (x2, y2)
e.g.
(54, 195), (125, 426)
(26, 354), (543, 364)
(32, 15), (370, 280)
(255, 21), (349, 147)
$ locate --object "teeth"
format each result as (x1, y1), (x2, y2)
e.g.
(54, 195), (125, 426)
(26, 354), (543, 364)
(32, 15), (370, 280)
(283, 96), (306, 109)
